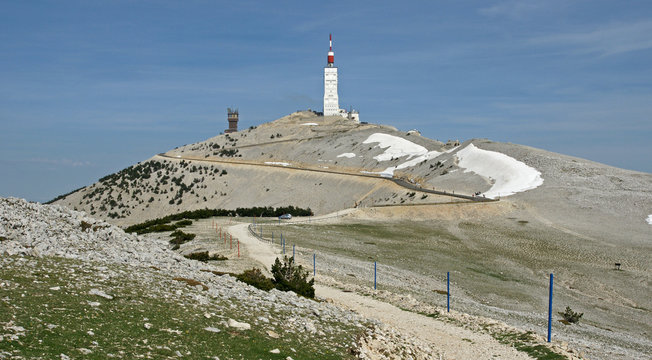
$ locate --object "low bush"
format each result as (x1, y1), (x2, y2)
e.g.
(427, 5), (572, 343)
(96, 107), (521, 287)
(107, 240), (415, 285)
(232, 258), (315, 298)
(169, 230), (196, 248)
(44, 186), (85, 204)
(175, 219), (193, 227)
(184, 251), (227, 262)
(125, 206), (313, 234)
(236, 268), (275, 291)
(148, 224), (178, 233)
(80, 221), (93, 232)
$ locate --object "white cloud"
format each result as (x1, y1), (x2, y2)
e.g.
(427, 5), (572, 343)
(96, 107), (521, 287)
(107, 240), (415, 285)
(27, 158), (93, 167)
(490, 93), (652, 132)
(530, 20), (652, 56)
(479, 1), (546, 19)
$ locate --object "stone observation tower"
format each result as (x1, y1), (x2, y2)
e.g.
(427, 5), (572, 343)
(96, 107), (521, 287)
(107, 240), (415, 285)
(323, 34), (339, 116)
(322, 34), (359, 122)
(225, 108), (238, 133)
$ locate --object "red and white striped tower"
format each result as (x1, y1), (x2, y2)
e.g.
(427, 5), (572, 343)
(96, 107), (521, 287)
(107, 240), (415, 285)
(327, 34), (334, 65)
(323, 33), (339, 116)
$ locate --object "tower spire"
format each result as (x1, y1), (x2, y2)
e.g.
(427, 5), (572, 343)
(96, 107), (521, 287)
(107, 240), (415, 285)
(327, 33), (334, 66)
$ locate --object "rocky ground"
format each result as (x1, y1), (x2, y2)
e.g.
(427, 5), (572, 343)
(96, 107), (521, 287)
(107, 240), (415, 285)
(0, 197), (443, 359)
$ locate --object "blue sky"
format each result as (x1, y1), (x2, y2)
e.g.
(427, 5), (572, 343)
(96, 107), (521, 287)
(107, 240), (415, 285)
(2, 1), (651, 202)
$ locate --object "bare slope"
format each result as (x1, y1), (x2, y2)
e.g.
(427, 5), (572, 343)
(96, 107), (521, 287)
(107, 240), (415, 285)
(52, 112), (455, 226)
(53, 111), (651, 241)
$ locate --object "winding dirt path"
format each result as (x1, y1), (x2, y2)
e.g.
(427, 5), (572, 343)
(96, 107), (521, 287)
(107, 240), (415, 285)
(155, 153), (493, 202)
(229, 222), (531, 359)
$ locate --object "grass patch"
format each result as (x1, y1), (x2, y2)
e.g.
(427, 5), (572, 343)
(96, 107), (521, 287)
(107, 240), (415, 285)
(493, 331), (566, 360)
(466, 266), (513, 282)
(422, 312), (440, 319)
(0, 255), (363, 359)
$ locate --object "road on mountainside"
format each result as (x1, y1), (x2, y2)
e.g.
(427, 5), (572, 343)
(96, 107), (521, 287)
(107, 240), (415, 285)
(228, 221), (530, 359)
(156, 153), (496, 203)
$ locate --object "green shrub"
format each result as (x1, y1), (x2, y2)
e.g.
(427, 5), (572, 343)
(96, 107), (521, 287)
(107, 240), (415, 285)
(45, 186), (85, 204)
(271, 256), (315, 298)
(175, 219), (192, 227)
(561, 306), (583, 324)
(184, 251), (227, 262)
(124, 206), (313, 234)
(148, 224), (177, 233)
(236, 268), (275, 291)
(80, 221), (92, 232)
(169, 230), (196, 247)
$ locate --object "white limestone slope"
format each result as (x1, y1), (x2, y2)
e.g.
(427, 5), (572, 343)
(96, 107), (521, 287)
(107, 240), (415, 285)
(456, 143), (544, 199)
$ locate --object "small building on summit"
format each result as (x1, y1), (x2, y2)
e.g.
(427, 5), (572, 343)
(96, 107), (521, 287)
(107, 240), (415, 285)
(225, 108), (238, 133)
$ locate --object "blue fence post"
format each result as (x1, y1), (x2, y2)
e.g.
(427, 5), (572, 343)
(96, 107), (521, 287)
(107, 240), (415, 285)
(374, 261), (377, 290)
(271, 232), (274, 244)
(548, 273), (553, 342)
(313, 253), (316, 276)
(447, 271), (450, 312)
(292, 244), (295, 259)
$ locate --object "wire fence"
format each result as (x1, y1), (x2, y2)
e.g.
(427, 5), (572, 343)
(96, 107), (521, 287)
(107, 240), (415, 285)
(246, 221), (559, 344)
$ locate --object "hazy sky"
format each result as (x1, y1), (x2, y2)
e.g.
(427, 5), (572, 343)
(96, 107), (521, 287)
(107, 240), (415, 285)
(2, 1), (651, 202)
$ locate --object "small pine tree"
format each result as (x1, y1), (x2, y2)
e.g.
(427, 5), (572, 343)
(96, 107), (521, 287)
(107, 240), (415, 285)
(562, 306), (584, 324)
(271, 256), (315, 298)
